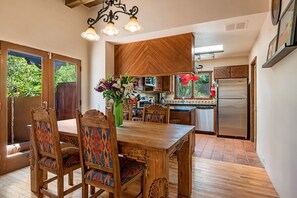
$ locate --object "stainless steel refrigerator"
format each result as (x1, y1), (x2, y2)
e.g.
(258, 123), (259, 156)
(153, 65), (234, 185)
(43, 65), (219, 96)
(217, 78), (248, 138)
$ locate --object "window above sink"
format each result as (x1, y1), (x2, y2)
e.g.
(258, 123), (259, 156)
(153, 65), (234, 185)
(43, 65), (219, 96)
(175, 71), (213, 100)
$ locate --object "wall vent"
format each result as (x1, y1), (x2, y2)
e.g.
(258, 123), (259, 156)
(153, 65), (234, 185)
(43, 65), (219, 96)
(225, 21), (248, 31)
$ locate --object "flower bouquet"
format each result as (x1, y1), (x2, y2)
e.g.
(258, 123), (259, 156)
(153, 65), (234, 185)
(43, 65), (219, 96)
(95, 76), (138, 126)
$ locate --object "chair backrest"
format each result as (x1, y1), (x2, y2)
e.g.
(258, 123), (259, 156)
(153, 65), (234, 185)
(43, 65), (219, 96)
(30, 107), (62, 161)
(123, 103), (133, 121)
(142, 104), (170, 124)
(76, 109), (121, 188)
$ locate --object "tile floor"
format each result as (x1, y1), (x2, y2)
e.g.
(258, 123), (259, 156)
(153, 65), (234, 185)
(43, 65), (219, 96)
(194, 134), (263, 167)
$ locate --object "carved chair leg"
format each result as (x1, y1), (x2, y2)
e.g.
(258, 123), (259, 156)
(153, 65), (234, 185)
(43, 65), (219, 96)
(37, 168), (44, 198)
(68, 172), (74, 186)
(43, 171), (48, 190)
(90, 185), (95, 195)
(141, 175), (145, 194)
(57, 176), (64, 198)
(82, 182), (88, 198)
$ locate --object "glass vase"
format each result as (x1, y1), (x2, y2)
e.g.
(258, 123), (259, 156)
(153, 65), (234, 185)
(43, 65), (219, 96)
(114, 102), (123, 127)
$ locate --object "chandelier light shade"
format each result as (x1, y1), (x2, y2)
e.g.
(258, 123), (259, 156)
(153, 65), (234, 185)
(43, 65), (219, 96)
(123, 17), (143, 32)
(102, 22), (119, 36)
(81, 0), (143, 41)
(81, 27), (100, 41)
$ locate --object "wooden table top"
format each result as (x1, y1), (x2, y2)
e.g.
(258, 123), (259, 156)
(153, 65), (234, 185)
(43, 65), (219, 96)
(58, 119), (195, 152)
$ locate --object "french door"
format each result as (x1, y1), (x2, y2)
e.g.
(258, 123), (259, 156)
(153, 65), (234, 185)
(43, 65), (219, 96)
(0, 41), (81, 174)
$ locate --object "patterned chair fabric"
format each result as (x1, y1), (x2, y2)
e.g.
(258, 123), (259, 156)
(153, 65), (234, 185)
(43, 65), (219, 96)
(84, 157), (146, 188)
(34, 120), (56, 155)
(39, 147), (80, 170)
(80, 126), (113, 169)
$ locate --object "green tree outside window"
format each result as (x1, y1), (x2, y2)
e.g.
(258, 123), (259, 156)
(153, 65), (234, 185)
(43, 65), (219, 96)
(176, 72), (212, 99)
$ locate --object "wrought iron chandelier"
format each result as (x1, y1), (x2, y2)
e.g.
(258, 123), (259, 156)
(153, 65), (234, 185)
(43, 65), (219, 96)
(81, 0), (143, 41)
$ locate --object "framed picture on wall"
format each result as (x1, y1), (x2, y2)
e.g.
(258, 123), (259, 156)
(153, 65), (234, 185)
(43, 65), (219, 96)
(267, 36), (277, 60)
(276, 0), (297, 50)
(271, 0), (282, 25)
(281, 0), (293, 15)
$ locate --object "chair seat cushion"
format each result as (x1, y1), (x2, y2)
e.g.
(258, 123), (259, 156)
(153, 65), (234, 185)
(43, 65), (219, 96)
(39, 147), (80, 170)
(84, 157), (145, 188)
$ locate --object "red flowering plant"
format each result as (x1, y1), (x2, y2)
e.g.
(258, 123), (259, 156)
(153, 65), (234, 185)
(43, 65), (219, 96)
(94, 76), (138, 106)
(179, 74), (199, 86)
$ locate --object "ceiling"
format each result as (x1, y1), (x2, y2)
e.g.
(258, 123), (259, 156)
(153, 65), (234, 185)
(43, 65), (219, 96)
(193, 12), (268, 59)
(109, 12), (268, 60)
(81, 0), (269, 60)
(109, 12), (268, 58)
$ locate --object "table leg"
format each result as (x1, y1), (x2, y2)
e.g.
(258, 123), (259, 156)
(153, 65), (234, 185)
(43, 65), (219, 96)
(177, 133), (192, 197)
(144, 150), (169, 198)
(30, 139), (38, 193)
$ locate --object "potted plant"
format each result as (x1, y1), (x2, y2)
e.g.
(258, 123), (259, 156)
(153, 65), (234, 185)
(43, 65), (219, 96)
(95, 76), (138, 126)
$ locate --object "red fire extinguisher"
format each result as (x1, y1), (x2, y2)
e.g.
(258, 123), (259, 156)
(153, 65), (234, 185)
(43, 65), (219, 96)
(211, 85), (216, 97)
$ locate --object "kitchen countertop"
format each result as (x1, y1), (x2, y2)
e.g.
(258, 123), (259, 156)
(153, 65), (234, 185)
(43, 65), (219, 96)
(169, 106), (196, 111)
(166, 99), (216, 106)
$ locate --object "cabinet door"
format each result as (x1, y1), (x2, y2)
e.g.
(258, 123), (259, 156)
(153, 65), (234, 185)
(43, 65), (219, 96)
(162, 76), (172, 92)
(134, 77), (144, 91)
(214, 66), (231, 79)
(231, 65), (248, 78)
(154, 76), (163, 91)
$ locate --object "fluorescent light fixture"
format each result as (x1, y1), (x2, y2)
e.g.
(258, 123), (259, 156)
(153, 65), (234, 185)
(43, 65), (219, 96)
(195, 44), (224, 54)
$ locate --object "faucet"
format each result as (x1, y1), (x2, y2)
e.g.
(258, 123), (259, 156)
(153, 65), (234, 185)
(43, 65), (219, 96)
(182, 96), (185, 104)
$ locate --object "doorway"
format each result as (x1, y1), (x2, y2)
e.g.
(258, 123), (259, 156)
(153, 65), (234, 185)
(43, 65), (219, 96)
(250, 57), (257, 150)
(0, 41), (81, 174)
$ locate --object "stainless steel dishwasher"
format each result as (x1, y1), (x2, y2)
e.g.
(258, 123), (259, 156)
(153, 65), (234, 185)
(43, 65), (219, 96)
(195, 106), (214, 132)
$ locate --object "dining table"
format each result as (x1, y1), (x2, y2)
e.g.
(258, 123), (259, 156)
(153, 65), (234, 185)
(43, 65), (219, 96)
(30, 119), (195, 197)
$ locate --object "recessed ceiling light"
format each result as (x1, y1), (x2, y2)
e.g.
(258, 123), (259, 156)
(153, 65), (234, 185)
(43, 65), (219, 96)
(195, 44), (224, 54)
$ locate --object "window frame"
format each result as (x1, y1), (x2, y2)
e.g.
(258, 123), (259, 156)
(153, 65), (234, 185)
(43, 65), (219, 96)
(175, 71), (213, 100)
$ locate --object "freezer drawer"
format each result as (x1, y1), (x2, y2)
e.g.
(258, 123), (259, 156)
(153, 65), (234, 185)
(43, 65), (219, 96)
(218, 99), (247, 138)
(196, 107), (214, 132)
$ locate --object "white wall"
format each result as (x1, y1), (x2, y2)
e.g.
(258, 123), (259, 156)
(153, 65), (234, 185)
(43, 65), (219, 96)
(0, 0), (89, 111)
(249, 14), (297, 198)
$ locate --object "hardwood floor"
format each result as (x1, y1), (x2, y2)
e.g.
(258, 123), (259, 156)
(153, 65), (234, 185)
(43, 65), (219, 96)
(0, 156), (278, 197)
(195, 134), (263, 167)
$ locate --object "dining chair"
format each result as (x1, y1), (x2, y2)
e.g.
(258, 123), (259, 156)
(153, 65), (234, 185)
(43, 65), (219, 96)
(76, 109), (146, 198)
(142, 104), (170, 123)
(30, 107), (82, 198)
(122, 102), (133, 120)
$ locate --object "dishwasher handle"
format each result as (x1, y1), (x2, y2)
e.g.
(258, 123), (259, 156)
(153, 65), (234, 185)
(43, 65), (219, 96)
(196, 105), (214, 109)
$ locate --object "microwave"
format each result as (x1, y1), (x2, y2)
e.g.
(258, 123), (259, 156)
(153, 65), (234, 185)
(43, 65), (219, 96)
(144, 77), (156, 86)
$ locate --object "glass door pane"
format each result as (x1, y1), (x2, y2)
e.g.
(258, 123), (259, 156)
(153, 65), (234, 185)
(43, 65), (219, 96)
(0, 41), (49, 174)
(53, 58), (80, 120)
(6, 50), (42, 147)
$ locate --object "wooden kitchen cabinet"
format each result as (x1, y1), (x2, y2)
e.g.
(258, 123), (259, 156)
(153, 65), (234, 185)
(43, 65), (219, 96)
(154, 76), (172, 92)
(230, 65), (248, 78)
(115, 33), (194, 76)
(214, 65), (248, 79)
(134, 77), (144, 91)
(154, 76), (163, 92)
(214, 66), (231, 79)
(162, 76), (172, 92)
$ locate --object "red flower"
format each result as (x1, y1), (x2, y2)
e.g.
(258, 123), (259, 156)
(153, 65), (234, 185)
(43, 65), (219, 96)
(192, 75), (199, 81)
